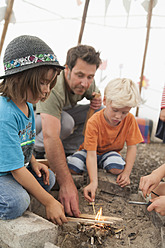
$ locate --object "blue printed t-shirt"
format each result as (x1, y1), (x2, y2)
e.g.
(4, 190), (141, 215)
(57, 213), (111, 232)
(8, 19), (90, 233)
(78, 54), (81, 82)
(0, 96), (36, 176)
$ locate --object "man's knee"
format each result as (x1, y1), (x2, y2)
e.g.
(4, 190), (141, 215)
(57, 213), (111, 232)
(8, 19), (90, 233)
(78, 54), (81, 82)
(60, 111), (75, 140)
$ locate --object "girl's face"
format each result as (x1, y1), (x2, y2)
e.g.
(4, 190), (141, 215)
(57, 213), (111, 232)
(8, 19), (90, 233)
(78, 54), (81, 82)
(27, 68), (57, 104)
(103, 97), (131, 126)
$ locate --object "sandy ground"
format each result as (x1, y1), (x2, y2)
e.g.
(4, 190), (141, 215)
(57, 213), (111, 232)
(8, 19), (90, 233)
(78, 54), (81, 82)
(56, 143), (165, 248)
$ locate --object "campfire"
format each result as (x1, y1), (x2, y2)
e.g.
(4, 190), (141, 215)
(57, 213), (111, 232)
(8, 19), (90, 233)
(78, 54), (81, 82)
(67, 207), (123, 245)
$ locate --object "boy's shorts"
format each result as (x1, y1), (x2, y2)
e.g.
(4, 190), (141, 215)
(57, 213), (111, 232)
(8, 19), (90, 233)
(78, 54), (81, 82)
(67, 149), (125, 174)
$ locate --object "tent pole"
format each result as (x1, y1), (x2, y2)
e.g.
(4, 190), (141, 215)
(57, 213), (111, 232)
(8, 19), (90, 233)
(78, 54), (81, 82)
(135, 0), (154, 117)
(0, 0), (14, 57)
(78, 0), (90, 45)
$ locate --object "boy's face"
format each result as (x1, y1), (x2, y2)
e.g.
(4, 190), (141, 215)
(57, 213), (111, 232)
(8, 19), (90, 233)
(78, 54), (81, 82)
(65, 58), (96, 95)
(103, 97), (131, 126)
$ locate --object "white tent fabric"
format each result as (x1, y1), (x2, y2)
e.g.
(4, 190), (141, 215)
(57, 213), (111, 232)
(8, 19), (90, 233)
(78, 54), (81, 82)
(0, 0), (165, 141)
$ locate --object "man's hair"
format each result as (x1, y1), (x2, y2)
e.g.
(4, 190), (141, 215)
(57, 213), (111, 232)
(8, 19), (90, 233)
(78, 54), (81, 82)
(104, 78), (141, 108)
(65, 45), (101, 70)
(0, 66), (60, 102)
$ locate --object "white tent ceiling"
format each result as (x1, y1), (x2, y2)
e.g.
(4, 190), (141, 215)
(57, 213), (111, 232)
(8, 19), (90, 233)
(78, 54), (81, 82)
(0, 0), (165, 134)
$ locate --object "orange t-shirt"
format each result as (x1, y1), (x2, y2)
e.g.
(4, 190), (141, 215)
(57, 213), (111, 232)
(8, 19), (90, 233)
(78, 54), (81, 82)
(79, 109), (143, 155)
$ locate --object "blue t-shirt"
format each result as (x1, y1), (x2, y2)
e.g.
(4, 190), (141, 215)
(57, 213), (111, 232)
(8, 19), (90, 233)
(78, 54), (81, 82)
(0, 96), (36, 176)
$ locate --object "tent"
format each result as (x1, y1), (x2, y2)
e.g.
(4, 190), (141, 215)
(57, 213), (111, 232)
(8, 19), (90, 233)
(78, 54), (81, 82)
(0, 0), (165, 141)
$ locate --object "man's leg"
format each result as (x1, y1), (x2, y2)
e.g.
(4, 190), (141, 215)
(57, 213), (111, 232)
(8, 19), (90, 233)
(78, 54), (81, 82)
(62, 104), (90, 155)
(34, 111), (75, 158)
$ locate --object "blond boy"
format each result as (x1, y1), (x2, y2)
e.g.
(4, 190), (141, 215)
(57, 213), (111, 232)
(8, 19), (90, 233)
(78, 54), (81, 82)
(67, 78), (143, 202)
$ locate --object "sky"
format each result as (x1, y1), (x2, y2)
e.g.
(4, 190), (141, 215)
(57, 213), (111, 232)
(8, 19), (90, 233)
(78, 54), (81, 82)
(0, 0), (165, 139)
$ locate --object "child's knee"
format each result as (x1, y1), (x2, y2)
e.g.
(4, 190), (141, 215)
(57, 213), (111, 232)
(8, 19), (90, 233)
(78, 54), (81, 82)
(107, 168), (123, 175)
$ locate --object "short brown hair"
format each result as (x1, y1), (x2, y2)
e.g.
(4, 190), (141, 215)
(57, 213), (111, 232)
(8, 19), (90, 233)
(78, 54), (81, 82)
(66, 45), (101, 70)
(0, 66), (60, 102)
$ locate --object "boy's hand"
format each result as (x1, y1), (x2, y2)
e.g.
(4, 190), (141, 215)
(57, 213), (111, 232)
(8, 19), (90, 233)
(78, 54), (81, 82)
(116, 171), (130, 187)
(139, 173), (160, 197)
(46, 198), (68, 225)
(83, 182), (97, 202)
(147, 196), (165, 216)
(31, 161), (50, 185)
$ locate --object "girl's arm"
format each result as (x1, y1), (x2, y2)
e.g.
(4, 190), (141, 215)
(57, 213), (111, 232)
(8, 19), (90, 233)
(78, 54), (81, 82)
(11, 166), (67, 225)
(139, 164), (165, 197)
(83, 150), (98, 202)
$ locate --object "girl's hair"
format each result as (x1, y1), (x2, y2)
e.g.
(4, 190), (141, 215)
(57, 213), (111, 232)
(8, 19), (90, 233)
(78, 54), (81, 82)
(104, 78), (141, 108)
(0, 66), (61, 102)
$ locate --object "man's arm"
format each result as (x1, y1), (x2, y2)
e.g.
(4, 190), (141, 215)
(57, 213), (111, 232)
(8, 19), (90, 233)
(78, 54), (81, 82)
(40, 113), (80, 217)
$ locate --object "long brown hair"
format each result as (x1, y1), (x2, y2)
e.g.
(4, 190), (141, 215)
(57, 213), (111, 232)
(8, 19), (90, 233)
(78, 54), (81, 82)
(0, 66), (61, 102)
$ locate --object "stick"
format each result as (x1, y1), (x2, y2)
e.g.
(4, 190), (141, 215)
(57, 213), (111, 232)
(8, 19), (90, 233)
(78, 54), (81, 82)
(83, 93), (101, 135)
(67, 217), (113, 225)
(79, 213), (123, 222)
(91, 202), (96, 215)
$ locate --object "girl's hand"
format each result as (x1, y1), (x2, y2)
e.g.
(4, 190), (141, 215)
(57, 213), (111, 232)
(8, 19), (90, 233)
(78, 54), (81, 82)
(46, 198), (68, 225)
(31, 161), (50, 185)
(147, 196), (165, 216)
(139, 173), (161, 197)
(116, 171), (130, 187)
(83, 182), (97, 202)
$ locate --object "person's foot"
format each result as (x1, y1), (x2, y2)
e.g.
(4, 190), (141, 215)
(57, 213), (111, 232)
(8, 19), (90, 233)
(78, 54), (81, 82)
(33, 150), (45, 159)
(65, 153), (73, 157)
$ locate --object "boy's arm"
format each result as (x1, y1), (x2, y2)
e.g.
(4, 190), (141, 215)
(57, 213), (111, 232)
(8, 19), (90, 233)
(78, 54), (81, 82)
(124, 144), (137, 175)
(83, 150), (98, 202)
(11, 166), (67, 225)
(117, 145), (136, 187)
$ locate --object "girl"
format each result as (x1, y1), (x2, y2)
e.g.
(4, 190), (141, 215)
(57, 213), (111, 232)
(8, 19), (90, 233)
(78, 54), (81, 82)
(0, 35), (67, 225)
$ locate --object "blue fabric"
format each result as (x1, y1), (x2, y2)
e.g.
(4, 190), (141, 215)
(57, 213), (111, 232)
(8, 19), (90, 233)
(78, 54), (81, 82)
(0, 167), (55, 220)
(0, 96), (36, 176)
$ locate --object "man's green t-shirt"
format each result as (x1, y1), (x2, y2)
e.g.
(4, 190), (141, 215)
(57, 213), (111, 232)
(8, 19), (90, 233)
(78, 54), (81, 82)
(36, 70), (100, 120)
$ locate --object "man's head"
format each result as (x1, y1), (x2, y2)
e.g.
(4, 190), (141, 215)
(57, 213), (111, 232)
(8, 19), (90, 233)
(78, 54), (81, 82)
(103, 78), (141, 126)
(64, 45), (101, 95)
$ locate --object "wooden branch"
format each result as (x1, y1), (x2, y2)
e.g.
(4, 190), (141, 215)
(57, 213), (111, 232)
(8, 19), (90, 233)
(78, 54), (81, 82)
(83, 93), (101, 135)
(67, 217), (113, 225)
(78, 0), (90, 45)
(0, 0), (14, 56)
(135, 0), (154, 117)
(79, 213), (123, 222)
(36, 159), (49, 167)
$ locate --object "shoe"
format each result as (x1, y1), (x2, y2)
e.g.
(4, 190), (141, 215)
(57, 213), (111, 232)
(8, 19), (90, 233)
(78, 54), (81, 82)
(33, 150), (45, 159)
(65, 153), (73, 157)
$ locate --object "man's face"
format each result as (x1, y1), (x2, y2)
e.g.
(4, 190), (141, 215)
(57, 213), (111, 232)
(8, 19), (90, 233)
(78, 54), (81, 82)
(65, 58), (97, 95)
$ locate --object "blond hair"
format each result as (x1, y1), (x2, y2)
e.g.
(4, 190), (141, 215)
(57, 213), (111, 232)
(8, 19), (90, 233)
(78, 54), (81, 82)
(104, 78), (141, 108)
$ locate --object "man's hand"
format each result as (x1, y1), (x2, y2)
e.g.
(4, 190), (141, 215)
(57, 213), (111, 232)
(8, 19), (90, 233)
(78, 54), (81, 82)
(58, 180), (80, 217)
(90, 92), (102, 110)
(116, 171), (130, 187)
(147, 196), (165, 216)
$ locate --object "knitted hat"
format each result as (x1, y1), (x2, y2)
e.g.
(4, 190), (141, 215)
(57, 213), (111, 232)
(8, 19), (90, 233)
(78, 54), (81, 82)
(0, 35), (65, 79)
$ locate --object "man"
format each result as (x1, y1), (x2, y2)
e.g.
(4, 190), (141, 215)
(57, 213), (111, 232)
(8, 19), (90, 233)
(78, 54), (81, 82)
(34, 44), (102, 217)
